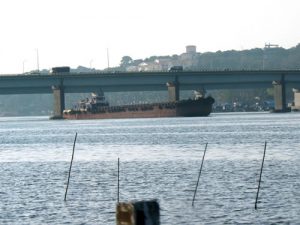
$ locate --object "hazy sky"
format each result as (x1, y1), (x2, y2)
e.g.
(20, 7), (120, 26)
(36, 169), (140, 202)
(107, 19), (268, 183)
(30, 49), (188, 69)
(0, 0), (299, 74)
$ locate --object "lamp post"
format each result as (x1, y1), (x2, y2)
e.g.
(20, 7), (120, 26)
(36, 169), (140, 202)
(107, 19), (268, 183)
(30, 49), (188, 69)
(22, 60), (27, 74)
(107, 48), (110, 71)
(89, 59), (93, 70)
(36, 48), (40, 72)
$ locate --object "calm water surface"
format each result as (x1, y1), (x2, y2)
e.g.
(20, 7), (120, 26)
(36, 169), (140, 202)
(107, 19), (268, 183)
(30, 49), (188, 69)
(0, 112), (299, 224)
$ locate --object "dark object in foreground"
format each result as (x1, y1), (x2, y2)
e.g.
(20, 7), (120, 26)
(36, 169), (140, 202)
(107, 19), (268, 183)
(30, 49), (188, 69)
(116, 200), (160, 225)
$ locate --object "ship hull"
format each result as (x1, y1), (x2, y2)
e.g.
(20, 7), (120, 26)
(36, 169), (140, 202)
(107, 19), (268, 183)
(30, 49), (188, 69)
(63, 98), (214, 120)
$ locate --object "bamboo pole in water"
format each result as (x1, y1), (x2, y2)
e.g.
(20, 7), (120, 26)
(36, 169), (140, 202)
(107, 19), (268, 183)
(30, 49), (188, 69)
(64, 132), (78, 201)
(255, 141), (267, 210)
(192, 142), (208, 206)
(117, 157), (120, 203)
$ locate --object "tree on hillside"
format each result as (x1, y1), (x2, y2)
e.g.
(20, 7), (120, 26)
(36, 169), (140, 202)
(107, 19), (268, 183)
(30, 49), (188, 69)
(144, 56), (158, 62)
(120, 56), (133, 68)
(132, 59), (143, 66)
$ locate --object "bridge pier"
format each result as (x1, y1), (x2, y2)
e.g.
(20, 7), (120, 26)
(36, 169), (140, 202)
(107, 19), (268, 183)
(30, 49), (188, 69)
(51, 85), (65, 119)
(166, 77), (179, 102)
(291, 88), (300, 111)
(272, 75), (288, 112)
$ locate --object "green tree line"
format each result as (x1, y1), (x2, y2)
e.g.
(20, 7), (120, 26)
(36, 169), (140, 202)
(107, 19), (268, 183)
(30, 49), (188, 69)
(118, 44), (300, 70)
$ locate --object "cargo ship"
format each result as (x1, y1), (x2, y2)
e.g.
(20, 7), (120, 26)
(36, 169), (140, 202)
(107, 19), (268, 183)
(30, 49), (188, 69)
(63, 91), (214, 120)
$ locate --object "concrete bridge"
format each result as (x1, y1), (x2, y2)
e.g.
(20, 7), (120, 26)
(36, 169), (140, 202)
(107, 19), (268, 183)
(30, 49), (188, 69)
(1, 70), (300, 117)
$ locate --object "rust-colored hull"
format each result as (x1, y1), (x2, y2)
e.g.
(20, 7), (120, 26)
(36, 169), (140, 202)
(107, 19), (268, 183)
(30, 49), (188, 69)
(63, 98), (214, 120)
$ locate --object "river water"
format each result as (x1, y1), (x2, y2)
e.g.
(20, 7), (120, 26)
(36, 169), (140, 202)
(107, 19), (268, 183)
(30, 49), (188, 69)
(0, 113), (299, 224)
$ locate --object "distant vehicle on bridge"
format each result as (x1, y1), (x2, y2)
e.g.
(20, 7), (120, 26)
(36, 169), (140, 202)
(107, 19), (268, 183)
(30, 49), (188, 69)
(23, 70), (41, 75)
(168, 66), (183, 72)
(50, 66), (70, 74)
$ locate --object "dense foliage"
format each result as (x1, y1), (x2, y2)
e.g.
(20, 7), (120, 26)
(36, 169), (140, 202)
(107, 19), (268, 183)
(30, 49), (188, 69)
(117, 44), (300, 71)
